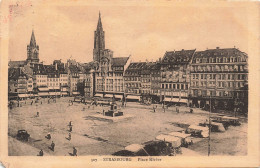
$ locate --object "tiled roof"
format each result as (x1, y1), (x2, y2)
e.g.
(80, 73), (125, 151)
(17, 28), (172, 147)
(193, 48), (247, 59)
(69, 65), (81, 73)
(32, 63), (47, 75)
(162, 49), (196, 64)
(112, 57), (129, 66)
(126, 62), (147, 71)
(8, 68), (27, 80)
(8, 60), (27, 68)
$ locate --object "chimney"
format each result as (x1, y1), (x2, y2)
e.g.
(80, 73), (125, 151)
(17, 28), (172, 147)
(55, 63), (58, 70)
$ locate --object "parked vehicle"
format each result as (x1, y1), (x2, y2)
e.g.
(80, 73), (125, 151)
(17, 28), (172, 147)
(17, 130), (30, 141)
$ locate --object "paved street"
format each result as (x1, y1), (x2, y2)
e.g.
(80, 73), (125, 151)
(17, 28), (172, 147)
(8, 97), (247, 156)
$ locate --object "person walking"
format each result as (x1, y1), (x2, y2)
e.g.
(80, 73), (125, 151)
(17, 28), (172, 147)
(45, 132), (51, 140)
(69, 125), (72, 132)
(73, 147), (77, 156)
(50, 141), (55, 151)
(67, 133), (71, 141)
(38, 149), (44, 156)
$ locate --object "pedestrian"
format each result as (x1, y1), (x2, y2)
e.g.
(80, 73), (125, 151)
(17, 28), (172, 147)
(38, 149), (44, 156)
(73, 147), (77, 156)
(45, 132), (51, 140)
(69, 121), (72, 126)
(36, 112), (39, 117)
(67, 133), (71, 141)
(69, 125), (72, 132)
(190, 108), (193, 113)
(31, 101), (33, 105)
(48, 99), (50, 104)
(50, 141), (55, 151)
(103, 109), (105, 116)
(41, 101), (42, 104)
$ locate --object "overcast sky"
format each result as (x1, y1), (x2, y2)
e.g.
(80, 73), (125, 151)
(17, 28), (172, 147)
(8, 1), (249, 64)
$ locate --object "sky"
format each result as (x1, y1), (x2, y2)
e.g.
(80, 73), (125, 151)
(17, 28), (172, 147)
(8, 0), (249, 64)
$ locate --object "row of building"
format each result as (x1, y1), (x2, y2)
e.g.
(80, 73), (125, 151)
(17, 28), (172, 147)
(8, 12), (248, 112)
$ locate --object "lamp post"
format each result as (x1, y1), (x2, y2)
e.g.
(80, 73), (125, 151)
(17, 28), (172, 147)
(208, 95), (211, 156)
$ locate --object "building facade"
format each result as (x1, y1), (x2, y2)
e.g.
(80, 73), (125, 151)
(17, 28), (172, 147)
(190, 47), (248, 111)
(160, 49), (196, 105)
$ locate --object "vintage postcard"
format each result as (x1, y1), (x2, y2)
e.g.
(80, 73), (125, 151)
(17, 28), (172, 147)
(0, 0), (259, 167)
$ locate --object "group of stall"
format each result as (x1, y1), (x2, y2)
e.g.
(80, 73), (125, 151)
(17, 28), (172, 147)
(113, 113), (241, 156)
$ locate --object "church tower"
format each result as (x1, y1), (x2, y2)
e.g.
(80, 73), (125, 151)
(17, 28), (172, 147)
(27, 30), (39, 63)
(93, 12), (105, 62)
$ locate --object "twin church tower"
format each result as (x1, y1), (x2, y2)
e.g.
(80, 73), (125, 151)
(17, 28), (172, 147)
(26, 12), (112, 64)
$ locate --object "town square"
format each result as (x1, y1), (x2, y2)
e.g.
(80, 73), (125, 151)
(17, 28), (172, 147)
(7, 5), (248, 157)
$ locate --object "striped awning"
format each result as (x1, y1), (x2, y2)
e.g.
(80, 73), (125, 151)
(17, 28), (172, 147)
(104, 94), (113, 98)
(18, 94), (28, 98)
(115, 95), (123, 99)
(164, 97), (179, 102)
(126, 95), (140, 100)
(94, 93), (103, 97)
(72, 92), (80, 95)
(38, 87), (49, 91)
(38, 92), (49, 96)
(61, 92), (68, 95)
(49, 92), (60, 96)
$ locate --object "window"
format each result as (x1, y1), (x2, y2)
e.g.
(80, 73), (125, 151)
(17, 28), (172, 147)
(162, 84), (164, 89)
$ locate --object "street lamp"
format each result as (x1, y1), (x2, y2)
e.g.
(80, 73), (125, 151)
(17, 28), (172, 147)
(208, 95), (211, 156)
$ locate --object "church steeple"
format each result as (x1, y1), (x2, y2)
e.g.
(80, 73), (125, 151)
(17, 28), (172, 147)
(30, 30), (36, 47)
(97, 11), (103, 31)
(27, 29), (39, 63)
(93, 12), (105, 62)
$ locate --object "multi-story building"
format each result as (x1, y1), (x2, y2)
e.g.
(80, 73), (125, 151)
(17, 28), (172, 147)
(32, 63), (48, 96)
(45, 65), (61, 97)
(8, 67), (31, 99)
(124, 62), (146, 101)
(150, 62), (161, 102)
(160, 49), (196, 105)
(68, 64), (80, 96)
(190, 47), (248, 111)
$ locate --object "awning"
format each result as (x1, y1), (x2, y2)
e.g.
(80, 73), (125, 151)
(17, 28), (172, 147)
(125, 144), (143, 153)
(188, 125), (209, 131)
(126, 95), (140, 100)
(115, 95), (123, 99)
(72, 92), (80, 95)
(164, 97), (179, 102)
(156, 134), (181, 148)
(61, 92), (68, 95)
(168, 132), (191, 139)
(104, 94), (113, 98)
(38, 92), (49, 96)
(18, 94), (28, 98)
(178, 99), (188, 103)
(94, 94), (103, 97)
(49, 92), (60, 96)
(38, 87), (49, 91)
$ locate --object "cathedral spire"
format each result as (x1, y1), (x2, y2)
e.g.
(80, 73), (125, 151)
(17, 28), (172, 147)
(97, 11), (103, 31)
(30, 29), (36, 47)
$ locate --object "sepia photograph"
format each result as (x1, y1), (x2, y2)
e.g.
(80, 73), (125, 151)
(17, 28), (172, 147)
(0, 0), (259, 167)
